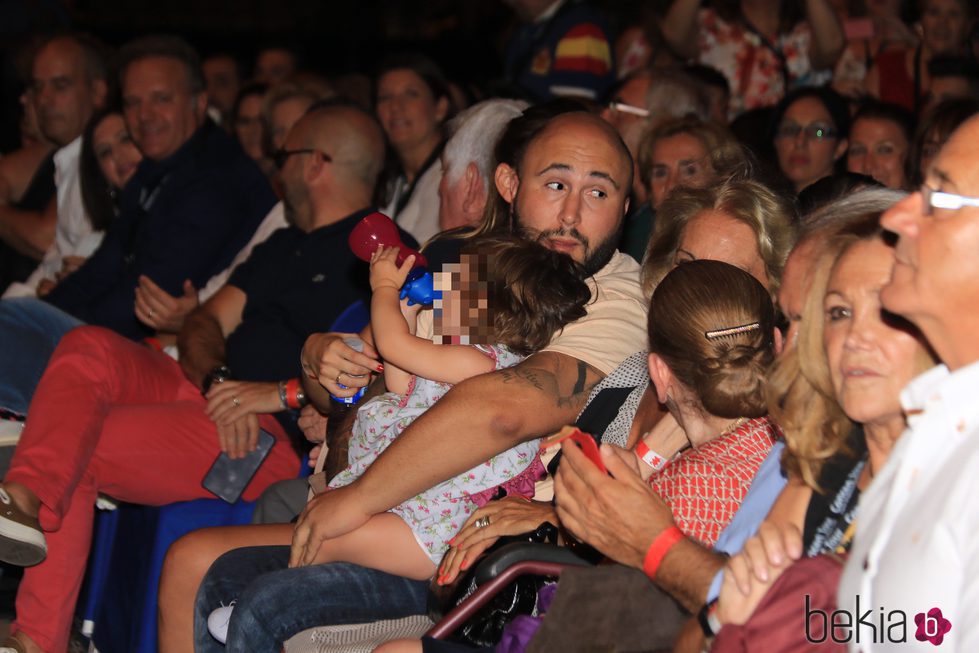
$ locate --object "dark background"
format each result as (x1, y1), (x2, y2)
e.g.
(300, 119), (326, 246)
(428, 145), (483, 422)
(0, 0), (664, 152)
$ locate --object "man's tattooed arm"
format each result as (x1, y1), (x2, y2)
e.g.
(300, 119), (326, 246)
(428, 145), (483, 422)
(500, 354), (603, 411)
(338, 351), (608, 515)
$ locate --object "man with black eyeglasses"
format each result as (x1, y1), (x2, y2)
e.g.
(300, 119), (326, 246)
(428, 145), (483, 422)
(0, 102), (412, 653)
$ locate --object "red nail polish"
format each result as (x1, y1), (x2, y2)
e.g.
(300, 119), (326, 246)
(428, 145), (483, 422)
(376, 364), (384, 372)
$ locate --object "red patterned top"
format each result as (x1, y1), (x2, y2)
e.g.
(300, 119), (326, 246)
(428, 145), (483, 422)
(696, 9), (824, 118)
(648, 416), (780, 547)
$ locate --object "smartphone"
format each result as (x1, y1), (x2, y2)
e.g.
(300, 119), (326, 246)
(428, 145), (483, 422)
(541, 426), (607, 473)
(202, 429), (276, 503)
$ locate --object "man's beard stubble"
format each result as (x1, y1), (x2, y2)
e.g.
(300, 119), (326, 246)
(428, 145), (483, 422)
(513, 210), (621, 277)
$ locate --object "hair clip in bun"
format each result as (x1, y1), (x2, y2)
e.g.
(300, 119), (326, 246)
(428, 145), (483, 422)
(705, 322), (761, 340)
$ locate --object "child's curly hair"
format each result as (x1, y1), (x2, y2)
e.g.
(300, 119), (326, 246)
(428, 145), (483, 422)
(456, 235), (591, 356)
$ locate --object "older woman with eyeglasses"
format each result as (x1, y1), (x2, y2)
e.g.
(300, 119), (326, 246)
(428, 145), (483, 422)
(617, 117), (749, 262)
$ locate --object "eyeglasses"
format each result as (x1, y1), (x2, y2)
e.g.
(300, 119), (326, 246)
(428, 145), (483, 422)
(775, 122), (838, 141)
(272, 148), (332, 170)
(921, 184), (979, 216)
(607, 101), (649, 118)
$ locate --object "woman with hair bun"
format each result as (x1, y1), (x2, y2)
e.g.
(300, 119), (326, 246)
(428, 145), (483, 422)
(638, 259), (781, 545)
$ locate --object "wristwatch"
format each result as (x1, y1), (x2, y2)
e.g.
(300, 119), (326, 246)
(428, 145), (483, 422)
(697, 599), (722, 638)
(201, 365), (232, 396)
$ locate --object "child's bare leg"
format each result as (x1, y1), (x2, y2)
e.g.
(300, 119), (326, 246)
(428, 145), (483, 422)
(310, 513), (436, 581)
(373, 638), (424, 653)
(158, 523), (293, 653)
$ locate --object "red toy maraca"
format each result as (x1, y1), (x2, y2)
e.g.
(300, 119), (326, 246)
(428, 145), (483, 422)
(348, 212), (428, 269)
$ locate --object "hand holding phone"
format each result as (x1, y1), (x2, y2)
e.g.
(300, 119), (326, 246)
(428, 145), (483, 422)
(541, 426), (607, 473)
(202, 429), (276, 503)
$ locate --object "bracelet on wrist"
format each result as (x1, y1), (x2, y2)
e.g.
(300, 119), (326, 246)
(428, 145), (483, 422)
(277, 380), (289, 410)
(642, 525), (684, 581)
(697, 599), (722, 637)
(636, 440), (670, 471)
(285, 378), (308, 409)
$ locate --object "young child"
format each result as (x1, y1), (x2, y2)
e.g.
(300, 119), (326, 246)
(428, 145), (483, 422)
(312, 235), (591, 580)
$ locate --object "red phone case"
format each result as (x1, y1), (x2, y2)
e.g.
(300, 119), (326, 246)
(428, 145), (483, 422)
(541, 426), (607, 473)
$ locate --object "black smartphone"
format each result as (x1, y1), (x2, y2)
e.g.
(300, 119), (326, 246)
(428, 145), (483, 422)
(202, 429), (276, 503)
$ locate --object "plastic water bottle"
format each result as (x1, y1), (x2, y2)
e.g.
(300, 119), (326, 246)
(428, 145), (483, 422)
(329, 336), (368, 405)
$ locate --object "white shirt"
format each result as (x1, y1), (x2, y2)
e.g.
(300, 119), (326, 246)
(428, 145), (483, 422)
(3, 137), (103, 299)
(197, 200), (287, 303)
(382, 162), (442, 246)
(839, 361), (979, 651)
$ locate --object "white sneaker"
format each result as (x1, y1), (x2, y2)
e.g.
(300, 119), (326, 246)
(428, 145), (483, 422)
(207, 602), (235, 644)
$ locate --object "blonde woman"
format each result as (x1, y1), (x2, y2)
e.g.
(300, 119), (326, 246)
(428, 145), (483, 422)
(706, 214), (936, 645)
(640, 178), (796, 296)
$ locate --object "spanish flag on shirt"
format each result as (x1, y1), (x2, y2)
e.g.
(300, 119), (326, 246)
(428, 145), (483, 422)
(553, 23), (613, 76)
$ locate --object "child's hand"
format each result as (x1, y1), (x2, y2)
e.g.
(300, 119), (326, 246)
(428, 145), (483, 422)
(369, 245), (415, 292)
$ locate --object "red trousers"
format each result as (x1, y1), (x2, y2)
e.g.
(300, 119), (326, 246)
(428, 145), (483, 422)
(5, 326), (300, 653)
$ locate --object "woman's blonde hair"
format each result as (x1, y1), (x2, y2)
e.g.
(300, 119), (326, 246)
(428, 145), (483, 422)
(770, 220), (936, 490)
(768, 243), (852, 491)
(641, 178), (796, 296)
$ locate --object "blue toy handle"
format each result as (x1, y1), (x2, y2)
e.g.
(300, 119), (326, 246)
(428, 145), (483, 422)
(400, 268), (439, 306)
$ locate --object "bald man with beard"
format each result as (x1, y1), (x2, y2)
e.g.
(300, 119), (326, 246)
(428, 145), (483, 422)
(182, 111), (648, 653)
(0, 103), (415, 653)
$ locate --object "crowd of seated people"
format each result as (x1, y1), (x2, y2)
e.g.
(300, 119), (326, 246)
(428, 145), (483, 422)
(0, 1), (976, 651)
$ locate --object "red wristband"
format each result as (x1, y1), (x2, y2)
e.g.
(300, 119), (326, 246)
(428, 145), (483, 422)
(286, 378), (302, 409)
(635, 441), (669, 471)
(642, 525), (684, 580)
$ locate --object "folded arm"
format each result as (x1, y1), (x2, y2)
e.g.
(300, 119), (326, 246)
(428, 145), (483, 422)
(177, 284), (246, 389)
